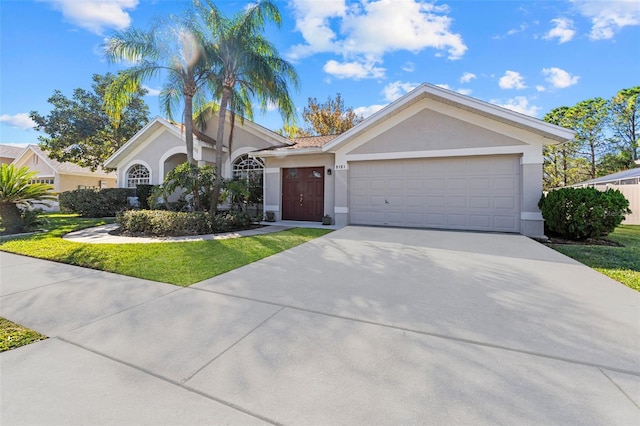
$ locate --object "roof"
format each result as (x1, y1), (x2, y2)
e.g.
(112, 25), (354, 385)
(14, 145), (116, 177)
(322, 83), (575, 152)
(573, 167), (640, 186)
(254, 135), (337, 155)
(105, 115), (290, 168)
(0, 144), (27, 159)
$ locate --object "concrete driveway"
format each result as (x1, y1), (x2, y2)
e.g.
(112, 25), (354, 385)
(1, 226), (639, 425)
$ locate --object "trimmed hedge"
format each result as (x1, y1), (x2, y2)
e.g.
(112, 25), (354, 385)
(538, 187), (630, 240)
(59, 188), (135, 217)
(116, 210), (254, 237)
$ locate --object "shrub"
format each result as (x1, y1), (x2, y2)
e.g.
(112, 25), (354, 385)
(538, 187), (631, 240)
(116, 209), (255, 237)
(20, 208), (49, 231)
(117, 210), (211, 236)
(210, 211), (253, 233)
(136, 184), (157, 210)
(59, 188), (135, 217)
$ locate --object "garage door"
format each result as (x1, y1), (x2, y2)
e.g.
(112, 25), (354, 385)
(349, 155), (521, 232)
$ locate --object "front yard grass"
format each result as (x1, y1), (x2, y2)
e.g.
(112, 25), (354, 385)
(0, 213), (332, 286)
(0, 317), (47, 352)
(548, 225), (640, 292)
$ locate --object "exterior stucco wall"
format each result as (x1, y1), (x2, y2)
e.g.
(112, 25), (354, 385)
(520, 162), (544, 236)
(14, 152), (55, 176)
(58, 174), (117, 193)
(348, 108), (526, 155)
(263, 154), (335, 221)
(117, 130), (184, 186)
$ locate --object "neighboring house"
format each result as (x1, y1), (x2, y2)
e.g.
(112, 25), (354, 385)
(8, 145), (117, 193)
(570, 168), (640, 225)
(106, 83), (574, 237)
(0, 145), (26, 166)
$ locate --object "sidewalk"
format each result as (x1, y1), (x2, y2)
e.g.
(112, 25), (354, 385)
(63, 220), (340, 244)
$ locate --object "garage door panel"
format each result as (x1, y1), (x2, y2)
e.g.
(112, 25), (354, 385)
(470, 196), (491, 209)
(446, 196), (467, 208)
(447, 178), (467, 191)
(494, 196), (517, 210)
(470, 178), (491, 190)
(470, 215), (491, 228)
(494, 176), (518, 191)
(349, 156), (521, 233)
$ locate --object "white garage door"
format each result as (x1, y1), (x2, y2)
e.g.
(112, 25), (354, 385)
(349, 155), (521, 232)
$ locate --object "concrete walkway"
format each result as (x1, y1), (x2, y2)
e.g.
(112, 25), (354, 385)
(1, 226), (639, 425)
(62, 220), (340, 244)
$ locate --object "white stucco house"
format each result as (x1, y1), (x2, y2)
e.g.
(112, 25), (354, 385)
(105, 83), (574, 237)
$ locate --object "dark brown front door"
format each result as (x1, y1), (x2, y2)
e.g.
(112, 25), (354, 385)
(282, 167), (324, 221)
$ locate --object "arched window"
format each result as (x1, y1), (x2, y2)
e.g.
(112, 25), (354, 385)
(126, 164), (150, 188)
(232, 154), (264, 179)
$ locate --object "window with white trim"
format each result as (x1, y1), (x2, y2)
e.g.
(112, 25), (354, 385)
(126, 164), (150, 188)
(232, 154), (264, 179)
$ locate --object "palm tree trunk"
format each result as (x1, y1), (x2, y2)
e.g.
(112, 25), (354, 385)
(0, 202), (23, 234)
(211, 86), (230, 214)
(184, 94), (195, 165)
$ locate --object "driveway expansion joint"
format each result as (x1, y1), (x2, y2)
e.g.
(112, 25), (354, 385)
(599, 368), (640, 410)
(181, 306), (286, 384)
(54, 337), (281, 425)
(191, 286), (640, 378)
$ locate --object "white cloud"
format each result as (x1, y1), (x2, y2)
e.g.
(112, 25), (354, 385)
(491, 97), (541, 117)
(572, 0), (640, 40)
(43, 0), (138, 35)
(382, 81), (419, 102)
(498, 70), (527, 89)
(0, 113), (36, 130)
(323, 58), (385, 80)
(542, 67), (580, 88)
(402, 62), (416, 73)
(543, 18), (576, 43)
(436, 84), (472, 96)
(459, 72), (477, 83)
(354, 104), (386, 118)
(288, 0), (467, 77)
(142, 85), (161, 96)
(536, 85), (547, 92)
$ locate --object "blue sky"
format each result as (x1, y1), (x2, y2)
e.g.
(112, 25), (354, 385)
(1, 0), (639, 146)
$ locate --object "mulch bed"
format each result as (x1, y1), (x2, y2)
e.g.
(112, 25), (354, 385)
(546, 237), (623, 247)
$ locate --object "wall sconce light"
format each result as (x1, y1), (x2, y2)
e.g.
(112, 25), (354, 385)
(327, 169), (332, 175)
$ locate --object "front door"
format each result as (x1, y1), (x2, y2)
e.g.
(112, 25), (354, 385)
(282, 167), (324, 221)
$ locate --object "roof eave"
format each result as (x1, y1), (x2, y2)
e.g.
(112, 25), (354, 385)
(322, 83), (576, 152)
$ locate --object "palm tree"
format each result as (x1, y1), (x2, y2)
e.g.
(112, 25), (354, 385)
(197, 0), (299, 212)
(0, 164), (56, 234)
(105, 12), (214, 165)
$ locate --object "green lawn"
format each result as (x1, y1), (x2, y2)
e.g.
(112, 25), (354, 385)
(0, 214), (332, 286)
(0, 317), (47, 352)
(549, 225), (640, 292)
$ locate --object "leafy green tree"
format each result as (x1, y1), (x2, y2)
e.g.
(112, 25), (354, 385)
(154, 162), (216, 211)
(30, 73), (149, 171)
(105, 12), (215, 165)
(597, 151), (634, 177)
(0, 164), (56, 234)
(302, 93), (363, 136)
(609, 86), (639, 162)
(197, 0), (299, 213)
(275, 123), (312, 139)
(542, 107), (589, 189)
(567, 98), (609, 179)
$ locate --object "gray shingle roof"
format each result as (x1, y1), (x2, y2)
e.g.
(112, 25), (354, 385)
(575, 167), (640, 185)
